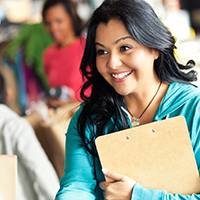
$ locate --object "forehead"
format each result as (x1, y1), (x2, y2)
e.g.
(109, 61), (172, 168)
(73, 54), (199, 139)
(44, 4), (69, 20)
(95, 19), (131, 43)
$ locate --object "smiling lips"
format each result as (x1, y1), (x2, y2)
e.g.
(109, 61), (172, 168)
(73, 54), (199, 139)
(52, 32), (62, 40)
(111, 70), (132, 79)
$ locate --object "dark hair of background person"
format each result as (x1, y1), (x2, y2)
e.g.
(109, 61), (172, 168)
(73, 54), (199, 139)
(0, 72), (7, 104)
(42, 0), (84, 36)
(180, 0), (200, 10)
(78, 0), (198, 155)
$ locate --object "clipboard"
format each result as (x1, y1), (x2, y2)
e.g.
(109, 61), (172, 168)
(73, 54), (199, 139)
(95, 116), (200, 195)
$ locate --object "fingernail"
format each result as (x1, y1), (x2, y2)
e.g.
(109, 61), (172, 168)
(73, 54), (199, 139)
(102, 168), (109, 174)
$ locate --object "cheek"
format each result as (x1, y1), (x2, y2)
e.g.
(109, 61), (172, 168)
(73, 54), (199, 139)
(63, 20), (70, 28)
(96, 59), (105, 75)
(96, 66), (104, 77)
(63, 18), (74, 31)
(124, 54), (143, 71)
(59, 22), (67, 30)
(96, 61), (111, 83)
(127, 52), (154, 70)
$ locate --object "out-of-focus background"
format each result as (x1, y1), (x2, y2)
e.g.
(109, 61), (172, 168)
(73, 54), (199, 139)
(0, 0), (104, 115)
(0, 0), (200, 115)
(0, 1), (200, 197)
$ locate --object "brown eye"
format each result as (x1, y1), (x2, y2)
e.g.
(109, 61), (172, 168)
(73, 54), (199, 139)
(96, 49), (108, 55)
(56, 19), (62, 24)
(120, 45), (131, 52)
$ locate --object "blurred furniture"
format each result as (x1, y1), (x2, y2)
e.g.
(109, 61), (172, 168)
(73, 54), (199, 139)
(0, 155), (17, 200)
(25, 101), (80, 179)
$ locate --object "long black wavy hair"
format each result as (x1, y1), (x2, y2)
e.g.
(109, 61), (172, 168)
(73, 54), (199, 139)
(42, 0), (83, 36)
(78, 0), (197, 155)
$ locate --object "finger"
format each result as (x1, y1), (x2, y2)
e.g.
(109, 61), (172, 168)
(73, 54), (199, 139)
(102, 168), (124, 181)
(99, 181), (110, 199)
(99, 181), (107, 190)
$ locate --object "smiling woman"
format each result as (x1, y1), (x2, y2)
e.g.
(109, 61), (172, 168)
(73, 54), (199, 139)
(55, 0), (200, 200)
(95, 20), (159, 97)
(42, 0), (87, 106)
(43, 3), (77, 47)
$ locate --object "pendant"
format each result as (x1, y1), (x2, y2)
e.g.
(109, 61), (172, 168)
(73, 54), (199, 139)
(131, 117), (140, 127)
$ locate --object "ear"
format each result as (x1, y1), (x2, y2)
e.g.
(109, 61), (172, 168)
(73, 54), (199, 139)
(6, 88), (12, 102)
(154, 50), (159, 60)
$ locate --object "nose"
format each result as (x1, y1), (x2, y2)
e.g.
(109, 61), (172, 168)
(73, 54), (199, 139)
(107, 52), (122, 70)
(47, 22), (57, 34)
(51, 23), (57, 32)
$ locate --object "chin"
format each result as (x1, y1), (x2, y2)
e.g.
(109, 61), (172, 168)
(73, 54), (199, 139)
(53, 37), (63, 43)
(55, 39), (62, 44)
(114, 89), (130, 96)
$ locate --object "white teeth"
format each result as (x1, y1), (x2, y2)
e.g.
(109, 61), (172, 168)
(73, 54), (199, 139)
(111, 71), (132, 79)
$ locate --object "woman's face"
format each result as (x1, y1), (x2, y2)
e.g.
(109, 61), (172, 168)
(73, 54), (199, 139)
(43, 4), (75, 46)
(95, 19), (159, 96)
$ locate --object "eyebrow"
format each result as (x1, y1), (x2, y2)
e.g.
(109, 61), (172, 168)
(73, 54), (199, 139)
(95, 36), (133, 47)
(95, 42), (105, 47)
(115, 36), (133, 44)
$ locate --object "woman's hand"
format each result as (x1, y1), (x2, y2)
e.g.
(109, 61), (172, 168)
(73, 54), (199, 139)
(99, 169), (136, 200)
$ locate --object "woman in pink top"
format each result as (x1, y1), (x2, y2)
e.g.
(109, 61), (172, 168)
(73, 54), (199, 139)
(42, 0), (86, 107)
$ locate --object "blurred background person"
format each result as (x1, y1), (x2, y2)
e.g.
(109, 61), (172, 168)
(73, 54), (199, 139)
(163, 0), (181, 11)
(0, 72), (59, 200)
(42, 0), (88, 109)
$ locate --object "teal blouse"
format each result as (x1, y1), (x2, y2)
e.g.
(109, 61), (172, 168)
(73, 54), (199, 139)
(55, 82), (200, 200)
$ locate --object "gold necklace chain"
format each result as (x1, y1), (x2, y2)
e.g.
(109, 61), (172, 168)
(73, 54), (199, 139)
(127, 81), (162, 127)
